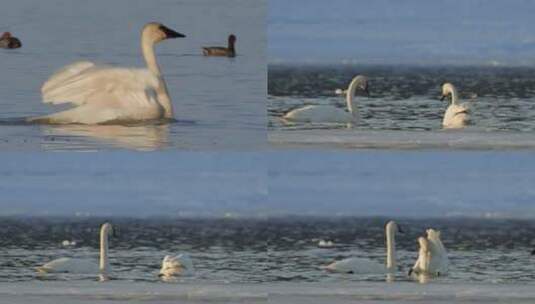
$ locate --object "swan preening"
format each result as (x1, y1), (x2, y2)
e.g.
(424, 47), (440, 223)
(323, 221), (402, 274)
(37, 223), (114, 275)
(282, 75), (369, 123)
(28, 23), (185, 125)
(159, 254), (195, 277)
(409, 229), (449, 277)
(202, 34), (236, 57)
(440, 82), (471, 129)
(0, 32), (22, 49)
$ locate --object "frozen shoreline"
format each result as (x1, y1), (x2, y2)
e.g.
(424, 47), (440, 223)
(269, 129), (535, 150)
(2, 281), (535, 303)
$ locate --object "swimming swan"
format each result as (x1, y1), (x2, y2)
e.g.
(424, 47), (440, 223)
(28, 23), (185, 125)
(36, 223), (114, 275)
(159, 254), (194, 277)
(282, 75), (369, 123)
(323, 220), (402, 274)
(409, 229), (449, 276)
(440, 82), (470, 129)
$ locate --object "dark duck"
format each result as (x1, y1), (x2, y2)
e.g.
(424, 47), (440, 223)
(202, 34), (236, 57)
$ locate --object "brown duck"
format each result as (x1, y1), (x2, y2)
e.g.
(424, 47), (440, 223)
(202, 34), (236, 57)
(0, 32), (21, 49)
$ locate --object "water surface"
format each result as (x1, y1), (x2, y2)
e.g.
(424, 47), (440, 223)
(269, 65), (535, 149)
(2, 217), (535, 303)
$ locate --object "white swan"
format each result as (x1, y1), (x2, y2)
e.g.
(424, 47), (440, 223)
(282, 75), (369, 123)
(37, 223), (114, 274)
(323, 220), (402, 274)
(440, 82), (470, 129)
(159, 254), (194, 277)
(318, 240), (335, 248)
(410, 229), (449, 276)
(28, 22), (185, 125)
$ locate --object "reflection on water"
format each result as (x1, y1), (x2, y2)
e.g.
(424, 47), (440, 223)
(40, 124), (170, 151)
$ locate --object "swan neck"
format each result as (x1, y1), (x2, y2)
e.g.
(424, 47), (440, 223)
(449, 86), (459, 105)
(346, 83), (357, 115)
(142, 37), (161, 76)
(99, 227), (109, 273)
(141, 36), (174, 118)
(386, 227), (396, 271)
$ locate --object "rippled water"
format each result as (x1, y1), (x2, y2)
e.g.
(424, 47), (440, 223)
(3, 217), (535, 303)
(0, 218), (268, 283)
(0, 0), (266, 151)
(2, 217), (535, 285)
(269, 65), (535, 149)
(266, 217), (535, 284)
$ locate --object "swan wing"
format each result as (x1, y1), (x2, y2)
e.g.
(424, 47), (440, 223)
(41, 64), (160, 109)
(323, 257), (384, 274)
(160, 253), (194, 276)
(41, 61), (96, 98)
(37, 257), (98, 273)
(426, 232), (449, 274)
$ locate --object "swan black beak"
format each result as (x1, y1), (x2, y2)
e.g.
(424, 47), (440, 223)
(160, 25), (186, 39)
(364, 87), (370, 97)
(440, 95), (446, 101)
(397, 225), (404, 234)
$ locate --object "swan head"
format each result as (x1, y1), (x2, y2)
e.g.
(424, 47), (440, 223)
(385, 220), (403, 234)
(349, 75), (369, 96)
(142, 22), (185, 44)
(101, 222), (114, 236)
(440, 82), (456, 101)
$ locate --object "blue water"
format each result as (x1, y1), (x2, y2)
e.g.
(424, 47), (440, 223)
(0, 0), (266, 151)
(269, 0), (535, 65)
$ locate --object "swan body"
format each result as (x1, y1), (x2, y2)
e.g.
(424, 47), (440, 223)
(202, 34), (236, 57)
(61, 240), (77, 247)
(0, 32), (21, 49)
(282, 75), (369, 123)
(323, 220), (402, 274)
(318, 240), (335, 248)
(37, 223), (113, 274)
(159, 254), (194, 277)
(323, 257), (385, 274)
(37, 257), (98, 274)
(410, 229), (449, 276)
(440, 83), (470, 129)
(29, 23), (185, 125)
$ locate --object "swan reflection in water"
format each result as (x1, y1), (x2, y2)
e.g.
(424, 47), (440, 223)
(40, 123), (170, 151)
